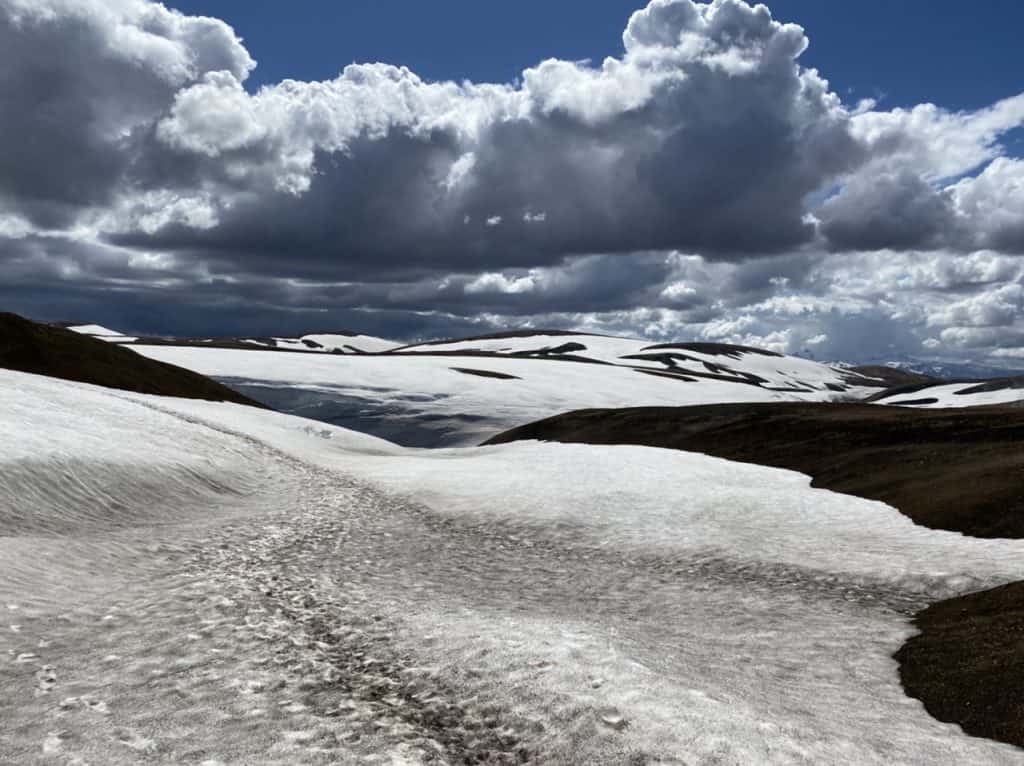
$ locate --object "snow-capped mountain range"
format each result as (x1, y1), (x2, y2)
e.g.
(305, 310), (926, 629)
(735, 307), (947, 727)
(65, 324), (1024, 444)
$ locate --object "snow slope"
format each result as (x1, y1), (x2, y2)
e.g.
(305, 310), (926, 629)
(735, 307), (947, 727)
(3, 368), (1024, 763)
(67, 324), (398, 353)
(66, 324), (138, 343)
(133, 342), (874, 446)
(398, 332), (878, 394)
(875, 379), (1024, 408)
(237, 332), (399, 354)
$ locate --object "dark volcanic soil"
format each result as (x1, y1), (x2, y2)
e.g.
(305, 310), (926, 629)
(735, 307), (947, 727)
(487, 401), (1024, 751)
(0, 312), (265, 407)
(450, 367), (522, 380)
(896, 581), (1024, 748)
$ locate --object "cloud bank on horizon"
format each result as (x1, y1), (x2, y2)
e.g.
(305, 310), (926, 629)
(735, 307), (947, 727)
(1, 0), (1023, 364)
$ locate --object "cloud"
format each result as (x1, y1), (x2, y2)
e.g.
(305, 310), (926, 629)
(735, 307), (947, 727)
(0, 0), (252, 228)
(948, 157), (1024, 253)
(1, 0), (1023, 367)
(13, 0), (866, 279)
(850, 94), (1024, 182)
(817, 171), (957, 251)
(819, 95), (1024, 253)
(930, 283), (1024, 328)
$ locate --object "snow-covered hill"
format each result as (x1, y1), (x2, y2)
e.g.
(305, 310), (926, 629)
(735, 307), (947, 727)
(3, 368), (1024, 764)
(235, 332), (400, 354)
(132, 333), (883, 446)
(854, 356), (1024, 381)
(66, 324), (400, 354)
(396, 331), (876, 394)
(872, 378), (1024, 408)
(66, 324), (138, 343)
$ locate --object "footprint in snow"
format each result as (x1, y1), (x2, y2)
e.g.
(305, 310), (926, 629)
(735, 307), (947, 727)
(59, 695), (110, 715)
(35, 664), (57, 693)
(42, 730), (66, 755)
(599, 708), (629, 731)
(116, 729), (158, 754)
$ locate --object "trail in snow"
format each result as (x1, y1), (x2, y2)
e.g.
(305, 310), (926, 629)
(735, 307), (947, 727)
(1, 412), (531, 764)
(2, 369), (1024, 764)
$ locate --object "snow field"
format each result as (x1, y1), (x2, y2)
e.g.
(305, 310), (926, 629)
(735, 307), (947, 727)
(66, 325), (138, 343)
(3, 369), (1024, 763)
(242, 333), (400, 354)
(396, 333), (877, 395)
(166, 387), (1024, 762)
(878, 381), (1024, 408)
(132, 345), (819, 446)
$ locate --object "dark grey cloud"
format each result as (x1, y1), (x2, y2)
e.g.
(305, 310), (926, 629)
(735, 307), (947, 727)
(818, 171), (958, 252)
(0, 0), (251, 228)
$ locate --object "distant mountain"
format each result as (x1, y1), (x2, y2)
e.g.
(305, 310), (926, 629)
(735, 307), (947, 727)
(847, 365), (938, 388)
(66, 324), (400, 355)
(393, 331), (884, 395)
(125, 329), (886, 446)
(842, 356), (1024, 381)
(867, 377), (1024, 409)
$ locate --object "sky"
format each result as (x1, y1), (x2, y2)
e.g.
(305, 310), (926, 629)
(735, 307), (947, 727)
(168, 1), (1024, 113)
(1, 0), (1023, 365)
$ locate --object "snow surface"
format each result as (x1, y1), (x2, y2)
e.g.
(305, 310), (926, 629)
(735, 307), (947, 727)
(397, 333), (878, 395)
(67, 324), (121, 337)
(66, 324), (138, 343)
(238, 333), (399, 354)
(397, 333), (659, 363)
(877, 381), (1024, 408)
(300, 333), (398, 354)
(133, 344), (861, 446)
(69, 323), (397, 353)
(3, 368), (1024, 763)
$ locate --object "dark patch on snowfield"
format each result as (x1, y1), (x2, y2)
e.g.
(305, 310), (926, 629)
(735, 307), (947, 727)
(390, 330), (612, 350)
(508, 342), (588, 357)
(386, 349), (614, 365)
(883, 397), (940, 406)
(621, 352), (771, 386)
(450, 367), (522, 380)
(632, 368), (698, 383)
(639, 342), (784, 358)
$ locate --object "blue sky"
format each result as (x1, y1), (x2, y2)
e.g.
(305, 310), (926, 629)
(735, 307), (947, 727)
(173, 0), (1024, 116)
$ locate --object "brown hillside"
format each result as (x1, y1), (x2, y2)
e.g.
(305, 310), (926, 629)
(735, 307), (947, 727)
(0, 312), (265, 407)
